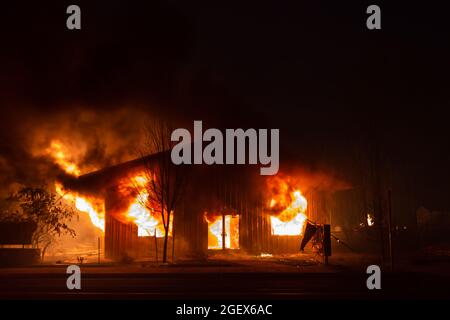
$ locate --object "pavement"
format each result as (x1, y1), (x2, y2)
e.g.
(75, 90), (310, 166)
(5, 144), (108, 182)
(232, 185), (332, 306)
(1, 252), (450, 299)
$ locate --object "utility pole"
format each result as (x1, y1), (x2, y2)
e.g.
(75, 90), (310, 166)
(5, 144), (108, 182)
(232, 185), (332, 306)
(387, 189), (394, 271)
(369, 121), (386, 267)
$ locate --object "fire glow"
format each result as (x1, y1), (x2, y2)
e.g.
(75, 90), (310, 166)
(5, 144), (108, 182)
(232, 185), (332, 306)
(56, 182), (105, 232)
(46, 140), (81, 176)
(49, 140), (106, 232)
(268, 178), (308, 236)
(49, 141), (170, 237)
(205, 213), (239, 250)
(123, 175), (172, 237)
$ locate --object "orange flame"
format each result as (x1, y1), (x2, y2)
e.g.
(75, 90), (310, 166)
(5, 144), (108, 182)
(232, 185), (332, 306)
(122, 175), (172, 238)
(205, 213), (239, 250)
(46, 140), (81, 176)
(47, 141), (173, 237)
(268, 177), (308, 236)
(55, 182), (105, 232)
(48, 141), (105, 232)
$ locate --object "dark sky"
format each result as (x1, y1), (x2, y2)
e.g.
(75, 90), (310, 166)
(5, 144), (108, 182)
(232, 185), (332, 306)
(0, 1), (449, 207)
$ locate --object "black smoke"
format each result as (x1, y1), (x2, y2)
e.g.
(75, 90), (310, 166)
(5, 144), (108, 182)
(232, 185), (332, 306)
(0, 1), (449, 208)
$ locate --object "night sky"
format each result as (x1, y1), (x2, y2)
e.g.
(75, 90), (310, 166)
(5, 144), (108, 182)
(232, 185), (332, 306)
(0, 1), (449, 208)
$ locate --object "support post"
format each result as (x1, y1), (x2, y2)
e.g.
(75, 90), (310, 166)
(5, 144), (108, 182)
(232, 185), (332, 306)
(154, 231), (158, 263)
(98, 237), (101, 264)
(222, 214), (226, 250)
(323, 224), (332, 265)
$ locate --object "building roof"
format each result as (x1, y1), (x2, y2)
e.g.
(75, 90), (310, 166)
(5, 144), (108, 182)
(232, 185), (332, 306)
(61, 152), (164, 195)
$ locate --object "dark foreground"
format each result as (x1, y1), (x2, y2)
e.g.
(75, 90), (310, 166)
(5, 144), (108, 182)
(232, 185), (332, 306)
(1, 256), (450, 300)
(1, 272), (450, 300)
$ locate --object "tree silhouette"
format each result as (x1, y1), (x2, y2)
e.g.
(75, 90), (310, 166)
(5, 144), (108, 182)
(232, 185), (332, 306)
(132, 120), (187, 263)
(3, 186), (76, 260)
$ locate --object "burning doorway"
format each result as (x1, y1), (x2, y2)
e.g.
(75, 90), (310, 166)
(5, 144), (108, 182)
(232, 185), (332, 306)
(269, 190), (308, 236)
(206, 213), (240, 250)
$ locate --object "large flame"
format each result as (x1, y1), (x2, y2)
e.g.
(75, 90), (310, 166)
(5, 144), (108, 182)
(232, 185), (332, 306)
(205, 214), (239, 250)
(48, 141), (172, 237)
(56, 182), (106, 232)
(48, 140), (105, 232)
(124, 175), (172, 237)
(268, 177), (308, 236)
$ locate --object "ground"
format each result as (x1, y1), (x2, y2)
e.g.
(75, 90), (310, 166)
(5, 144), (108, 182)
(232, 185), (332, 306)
(1, 252), (450, 299)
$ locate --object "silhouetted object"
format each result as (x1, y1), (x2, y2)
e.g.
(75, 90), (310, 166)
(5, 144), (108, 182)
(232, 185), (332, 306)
(323, 224), (332, 262)
(0, 222), (36, 244)
(0, 222), (39, 266)
(300, 221), (317, 251)
(0, 248), (40, 266)
(322, 224), (331, 265)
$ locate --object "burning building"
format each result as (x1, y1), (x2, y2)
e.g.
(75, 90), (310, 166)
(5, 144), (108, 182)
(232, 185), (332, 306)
(36, 130), (371, 263)
(52, 145), (348, 261)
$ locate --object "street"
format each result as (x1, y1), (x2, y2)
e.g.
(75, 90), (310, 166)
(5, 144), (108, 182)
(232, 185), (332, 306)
(1, 257), (449, 299)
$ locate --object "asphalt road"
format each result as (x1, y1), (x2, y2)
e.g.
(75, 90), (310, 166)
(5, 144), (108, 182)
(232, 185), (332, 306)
(0, 266), (449, 299)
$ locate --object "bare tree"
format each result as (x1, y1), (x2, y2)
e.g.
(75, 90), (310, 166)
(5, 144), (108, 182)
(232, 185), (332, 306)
(132, 120), (186, 263)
